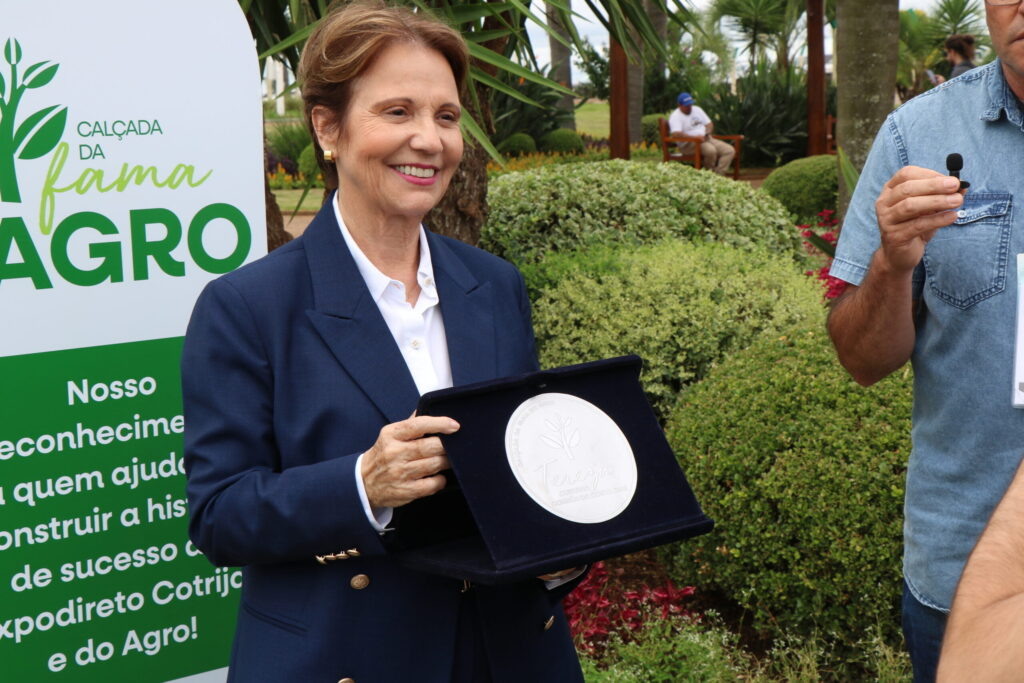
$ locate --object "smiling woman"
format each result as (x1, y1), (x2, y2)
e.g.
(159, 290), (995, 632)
(311, 42), (464, 240)
(180, 2), (586, 681)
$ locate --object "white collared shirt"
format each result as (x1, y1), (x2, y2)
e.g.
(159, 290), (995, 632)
(334, 199), (454, 532)
(334, 202), (453, 396)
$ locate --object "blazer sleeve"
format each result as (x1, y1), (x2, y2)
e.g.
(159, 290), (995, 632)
(181, 277), (387, 567)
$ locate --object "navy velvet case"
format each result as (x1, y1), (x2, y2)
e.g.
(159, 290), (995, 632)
(388, 355), (713, 584)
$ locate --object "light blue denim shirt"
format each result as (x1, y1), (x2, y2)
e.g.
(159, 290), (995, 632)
(832, 59), (1024, 612)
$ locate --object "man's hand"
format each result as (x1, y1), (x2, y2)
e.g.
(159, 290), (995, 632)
(874, 166), (964, 275)
(361, 415), (459, 509)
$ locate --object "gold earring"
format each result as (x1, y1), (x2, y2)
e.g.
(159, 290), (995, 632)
(323, 149), (335, 163)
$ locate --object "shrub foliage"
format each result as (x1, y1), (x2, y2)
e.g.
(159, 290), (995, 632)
(482, 160), (803, 266)
(496, 132), (537, 157)
(663, 324), (911, 650)
(531, 242), (822, 421)
(761, 154), (839, 221)
(539, 128), (585, 154)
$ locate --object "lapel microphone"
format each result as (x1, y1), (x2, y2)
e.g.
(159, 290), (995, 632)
(946, 153), (970, 191)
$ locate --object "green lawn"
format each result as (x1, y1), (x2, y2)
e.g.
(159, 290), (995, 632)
(574, 100), (609, 139)
(274, 188), (327, 213)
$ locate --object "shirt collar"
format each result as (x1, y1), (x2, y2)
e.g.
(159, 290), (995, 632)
(332, 193), (438, 305)
(982, 59), (1024, 129)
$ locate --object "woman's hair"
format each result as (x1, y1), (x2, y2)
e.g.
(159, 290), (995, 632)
(298, 0), (469, 189)
(944, 34), (976, 62)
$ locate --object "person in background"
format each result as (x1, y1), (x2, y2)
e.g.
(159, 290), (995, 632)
(667, 91), (735, 176)
(935, 34), (977, 83)
(181, 2), (584, 681)
(826, 1), (1024, 681)
(938, 461), (1024, 681)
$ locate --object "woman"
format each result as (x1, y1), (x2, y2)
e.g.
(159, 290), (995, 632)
(936, 34), (977, 83)
(181, 2), (584, 680)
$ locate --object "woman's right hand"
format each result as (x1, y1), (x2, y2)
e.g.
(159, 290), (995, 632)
(361, 415), (459, 508)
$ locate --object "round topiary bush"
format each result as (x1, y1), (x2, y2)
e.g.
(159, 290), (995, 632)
(298, 143), (320, 182)
(663, 323), (910, 651)
(760, 154), (838, 221)
(496, 132), (537, 157)
(482, 160), (804, 266)
(538, 128), (585, 154)
(531, 241), (823, 421)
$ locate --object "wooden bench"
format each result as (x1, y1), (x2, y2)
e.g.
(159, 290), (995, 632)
(657, 117), (744, 180)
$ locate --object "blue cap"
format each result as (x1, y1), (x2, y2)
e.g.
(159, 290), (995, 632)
(677, 92), (694, 106)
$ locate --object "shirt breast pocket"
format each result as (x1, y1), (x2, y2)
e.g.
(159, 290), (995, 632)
(922, 192), (1013, 309)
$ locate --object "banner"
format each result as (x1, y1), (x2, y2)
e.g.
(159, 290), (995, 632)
(0, 2), (266, 680)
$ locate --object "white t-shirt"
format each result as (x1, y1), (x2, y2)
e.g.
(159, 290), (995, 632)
(668, 105), (711, 138)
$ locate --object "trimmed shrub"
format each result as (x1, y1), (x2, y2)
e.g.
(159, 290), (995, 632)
(496, 132), (537, 157)
(482, 160), (804, 266)
(531, 241), (823, 421)
(538, 128), (585, 154)
(761, 154), (839, 221)
(582, 616), (755, 682)
(663, 324), (911, 651)
(641, 113), (665, 146)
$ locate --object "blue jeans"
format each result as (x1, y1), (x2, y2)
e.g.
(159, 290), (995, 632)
(902, 581), (948, 683)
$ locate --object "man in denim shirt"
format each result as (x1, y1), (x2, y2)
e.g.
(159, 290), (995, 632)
(829, 3), (1024, 681)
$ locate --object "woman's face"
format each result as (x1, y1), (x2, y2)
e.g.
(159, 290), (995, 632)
(318, 42), (463, 225)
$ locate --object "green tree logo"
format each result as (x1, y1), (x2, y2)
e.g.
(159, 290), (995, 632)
(0, 38), (68, 204)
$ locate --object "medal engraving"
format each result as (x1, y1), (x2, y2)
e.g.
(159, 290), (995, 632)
(505, 393), (638, 523)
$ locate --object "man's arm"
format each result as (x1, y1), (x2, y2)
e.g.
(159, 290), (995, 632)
(705, 121), (714, 138)
(938, 460), (1024, 681)
(827, 168), (963, 386)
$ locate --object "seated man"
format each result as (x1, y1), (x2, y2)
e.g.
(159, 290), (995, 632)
(668, 92), (734, 176)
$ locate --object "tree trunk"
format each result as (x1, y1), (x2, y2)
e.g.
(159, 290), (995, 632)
(424, 142), (488, 245)
(626, 32), (644, 145)
(547, 0), (575, 130)
(647, 0), (668, 99)
(835, 0), (899, 220)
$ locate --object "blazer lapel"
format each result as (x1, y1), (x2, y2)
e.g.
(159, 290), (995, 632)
(429, 233), (498, 386)
(302, 203), (419, 424)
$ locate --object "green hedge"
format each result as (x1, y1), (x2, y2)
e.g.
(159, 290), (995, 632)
(496, 132), (537, 157)
(482, 160), (803, 266)
(642, 113), (665, 146)
(538, 128), (585, 154)
(663, 324), (910, 651)
(531, 241), (822, 421)
(760, 154), (838, 221)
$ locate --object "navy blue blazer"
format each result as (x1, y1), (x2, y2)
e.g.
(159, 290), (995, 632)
(182, 203), (584, 682)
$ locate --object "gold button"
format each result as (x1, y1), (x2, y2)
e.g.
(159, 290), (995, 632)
(350, 574), (370, 590)
(346, 548), (361, 557)
(543, 615), (555, 631)
(338, 678), (355, 683)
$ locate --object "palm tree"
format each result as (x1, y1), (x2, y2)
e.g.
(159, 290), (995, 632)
(546, 0), (575, 130)
(712, 0), (808, 72)
(929, 0), (986, 41)
(896, 9), (943, 101)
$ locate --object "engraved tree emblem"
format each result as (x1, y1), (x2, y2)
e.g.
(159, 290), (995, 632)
(0, 38), (68, 203)
(541, 414), (580, 460)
